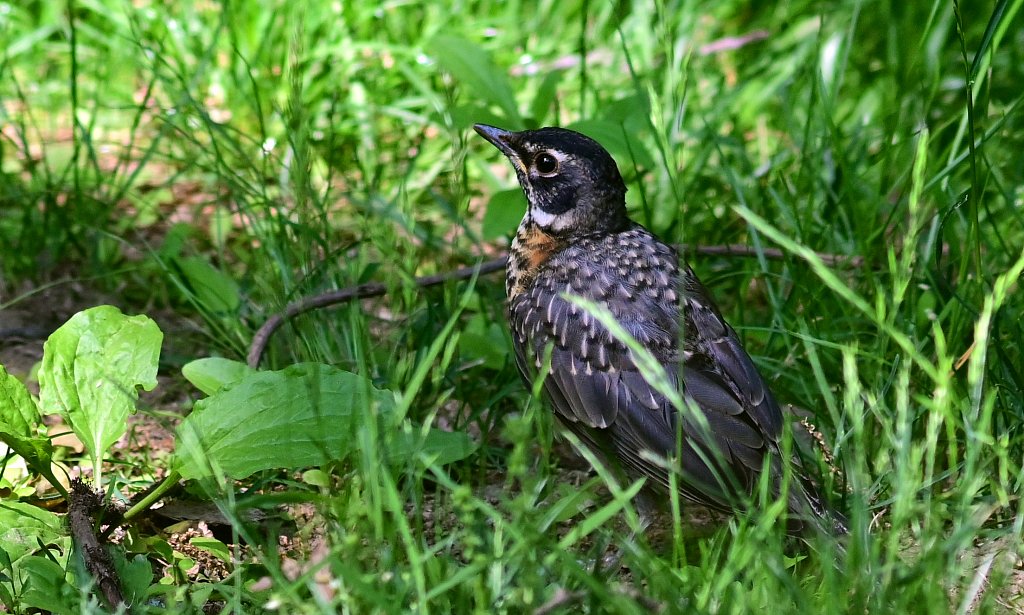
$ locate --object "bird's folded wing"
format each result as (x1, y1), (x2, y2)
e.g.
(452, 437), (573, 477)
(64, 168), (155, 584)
(512, 287), (783, 506)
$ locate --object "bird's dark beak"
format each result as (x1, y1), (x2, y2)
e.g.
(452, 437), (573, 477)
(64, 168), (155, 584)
(473, 124), (523, 171)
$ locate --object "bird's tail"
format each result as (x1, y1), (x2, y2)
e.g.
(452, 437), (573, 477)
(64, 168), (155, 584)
(786, 474), (848, 539)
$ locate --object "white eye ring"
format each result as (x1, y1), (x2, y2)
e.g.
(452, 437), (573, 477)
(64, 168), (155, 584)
(534, 152), (559, 175)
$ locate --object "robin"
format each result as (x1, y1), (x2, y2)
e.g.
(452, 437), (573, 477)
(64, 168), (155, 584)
(474, 123), (846, 538)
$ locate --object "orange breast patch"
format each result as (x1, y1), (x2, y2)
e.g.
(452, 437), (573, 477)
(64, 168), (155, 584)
(519, 225), (563, 270)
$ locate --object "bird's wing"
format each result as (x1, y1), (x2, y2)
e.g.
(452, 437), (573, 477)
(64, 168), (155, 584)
(510, 242), (786, 508)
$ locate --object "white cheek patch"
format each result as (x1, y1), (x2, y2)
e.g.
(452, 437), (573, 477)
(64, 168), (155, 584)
(529, 206), (575, 233)
(530, 207), (558, 227)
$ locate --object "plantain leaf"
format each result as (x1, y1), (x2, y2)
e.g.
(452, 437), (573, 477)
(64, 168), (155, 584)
(173, 256), (241, 313)
(182, 357), (256, 396)
(0, 502), (66, 568)
(175, 363), (390, 480)
(0, 364), (57, 485)
(175, 363), (476, 481)
(37, 306), (162, 485)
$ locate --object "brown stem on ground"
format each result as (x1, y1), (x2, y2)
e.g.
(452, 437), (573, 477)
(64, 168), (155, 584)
(246, 244), (860, 369)
(246, 257), (507, 368)
(68, 479), (125, 610)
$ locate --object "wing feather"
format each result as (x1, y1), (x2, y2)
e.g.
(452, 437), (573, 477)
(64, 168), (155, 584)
(509, 227), (787, 509)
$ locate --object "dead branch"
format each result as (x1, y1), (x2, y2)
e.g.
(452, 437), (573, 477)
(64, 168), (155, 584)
(246, 244), (860, 368)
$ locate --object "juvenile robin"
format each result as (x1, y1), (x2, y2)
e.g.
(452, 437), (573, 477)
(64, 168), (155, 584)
(475, 123), (846, 537)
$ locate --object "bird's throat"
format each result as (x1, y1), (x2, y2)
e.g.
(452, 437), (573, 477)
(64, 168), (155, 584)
(507, 221), (566, 298)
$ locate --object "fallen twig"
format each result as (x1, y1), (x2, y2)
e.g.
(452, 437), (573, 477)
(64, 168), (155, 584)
(246, 257), (507, 368)
(246, 244), (860, 368)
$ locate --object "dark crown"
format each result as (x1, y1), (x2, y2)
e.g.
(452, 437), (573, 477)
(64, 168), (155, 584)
(475, 124), (630, 237)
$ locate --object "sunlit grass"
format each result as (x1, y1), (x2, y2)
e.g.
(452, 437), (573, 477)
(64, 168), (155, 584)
(1, 0), (1022, 612)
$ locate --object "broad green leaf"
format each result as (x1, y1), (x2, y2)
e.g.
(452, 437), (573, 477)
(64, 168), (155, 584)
(37, 306), (162, 485)
(429, 35), (522, 126)
(182, 357), (256, 395)
(568, 117), (656, 169)
(481, 188), (526, 240)
(0, 501), (66, 565)
(174, 363), (396, 480)
(174, 363), (476, 481)
(0, 567), (12, 612)
(392, 427), (476, 467)
(174, 256), (241, 313)
(18, 555), (77, 614)
(114, 552), (155, 604)
(0, 364), (56, 483)
(190, 536), (231, 563)
(302, 468), (332, 488)
(457, 314), (510, 370)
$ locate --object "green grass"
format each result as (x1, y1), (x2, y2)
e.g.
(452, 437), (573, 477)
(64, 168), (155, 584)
(2, 0), (1023, 612)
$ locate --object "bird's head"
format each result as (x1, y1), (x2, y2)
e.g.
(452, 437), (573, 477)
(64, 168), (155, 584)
(474, 124), (629, 237)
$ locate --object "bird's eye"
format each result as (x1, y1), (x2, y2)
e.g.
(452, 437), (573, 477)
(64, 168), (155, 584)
(534, 152), (559, 175)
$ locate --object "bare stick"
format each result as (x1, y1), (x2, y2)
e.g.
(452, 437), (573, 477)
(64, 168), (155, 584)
(246, 244), (859, 368)
(247, 258), (507, 368)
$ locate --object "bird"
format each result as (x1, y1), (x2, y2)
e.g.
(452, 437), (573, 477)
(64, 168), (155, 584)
(474, 123), (846, 538)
